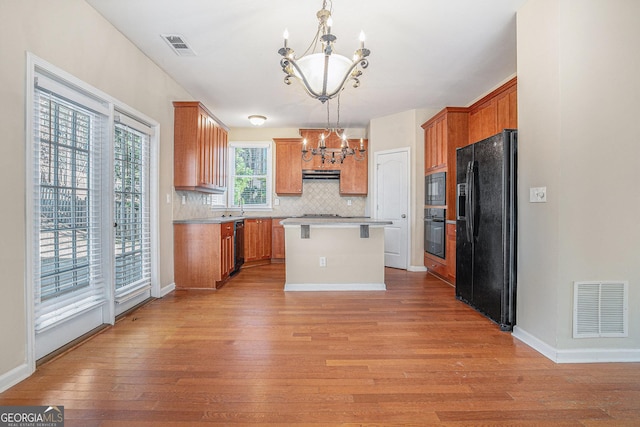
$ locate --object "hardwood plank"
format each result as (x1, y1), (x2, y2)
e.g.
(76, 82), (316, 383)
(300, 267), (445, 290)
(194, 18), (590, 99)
(1, 264), (639, 425)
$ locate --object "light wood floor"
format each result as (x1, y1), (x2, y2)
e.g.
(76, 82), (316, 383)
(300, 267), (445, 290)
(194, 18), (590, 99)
(2, 264), (639, 426)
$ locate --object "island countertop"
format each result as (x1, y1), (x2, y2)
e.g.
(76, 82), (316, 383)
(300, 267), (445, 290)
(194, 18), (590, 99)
(280, 217), (392, 227)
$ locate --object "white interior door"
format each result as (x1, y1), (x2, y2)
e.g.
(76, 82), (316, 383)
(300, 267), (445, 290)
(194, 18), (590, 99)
(375, 150), (409, 269)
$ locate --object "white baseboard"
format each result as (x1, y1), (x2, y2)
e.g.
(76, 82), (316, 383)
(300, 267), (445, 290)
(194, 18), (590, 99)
(407, 265), (428, 272)
(284, 283), (386, 291)
(512, 326), (640, 363)
(0, 362), (32, 393)
(159, 282), (175, 298)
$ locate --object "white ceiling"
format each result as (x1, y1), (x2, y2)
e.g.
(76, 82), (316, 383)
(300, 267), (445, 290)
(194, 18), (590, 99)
(85, 0), (526, 129)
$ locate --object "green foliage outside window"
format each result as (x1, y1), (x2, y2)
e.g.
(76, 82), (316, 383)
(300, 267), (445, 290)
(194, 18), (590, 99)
(233, 147), (268, 206)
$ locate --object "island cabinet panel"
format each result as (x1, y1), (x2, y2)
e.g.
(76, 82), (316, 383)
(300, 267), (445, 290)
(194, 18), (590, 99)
(271, 218), (286, 261)
(245, 218), (272, 264)
(174, 222), (233, 289)
(173, 101), (228, 193)
(274, 138), (303, 195)
(468, 77), (517, 144)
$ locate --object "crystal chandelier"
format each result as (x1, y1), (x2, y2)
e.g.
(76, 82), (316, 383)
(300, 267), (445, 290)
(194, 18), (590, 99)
(278, 0), (371, 103)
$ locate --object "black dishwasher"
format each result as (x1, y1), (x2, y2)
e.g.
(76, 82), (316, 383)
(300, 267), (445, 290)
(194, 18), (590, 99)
(232, 220), (244, 274)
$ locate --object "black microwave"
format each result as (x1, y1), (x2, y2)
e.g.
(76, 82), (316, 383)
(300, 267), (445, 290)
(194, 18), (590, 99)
(425, 172), (446, 206)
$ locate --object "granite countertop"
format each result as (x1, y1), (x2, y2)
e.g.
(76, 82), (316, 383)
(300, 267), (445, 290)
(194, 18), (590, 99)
(280, 217), (392, 226)
(173, 216), (246, 224)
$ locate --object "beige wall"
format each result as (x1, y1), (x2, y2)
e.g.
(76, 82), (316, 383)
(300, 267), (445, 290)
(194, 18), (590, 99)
(516, 0), (640, 355)
(369, 109), (438, 269)
(0, 0), (192, 380)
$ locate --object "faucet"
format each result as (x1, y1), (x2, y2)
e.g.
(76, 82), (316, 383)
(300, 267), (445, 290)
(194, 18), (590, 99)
(239, 198), (245, 216)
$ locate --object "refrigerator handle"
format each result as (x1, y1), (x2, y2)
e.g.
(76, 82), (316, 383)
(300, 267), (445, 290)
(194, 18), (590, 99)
(465, 161), (473, 242)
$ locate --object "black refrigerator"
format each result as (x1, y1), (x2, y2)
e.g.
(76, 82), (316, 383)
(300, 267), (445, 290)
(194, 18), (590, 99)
(455, 129), (517, 331)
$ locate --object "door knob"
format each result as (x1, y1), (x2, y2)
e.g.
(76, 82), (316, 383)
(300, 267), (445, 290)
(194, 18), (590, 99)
(401, 214), (406, 218)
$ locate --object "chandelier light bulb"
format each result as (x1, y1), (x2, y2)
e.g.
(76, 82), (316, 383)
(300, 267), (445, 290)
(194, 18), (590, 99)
(359, 31), (366, 48)
(283, 29), (289, 48)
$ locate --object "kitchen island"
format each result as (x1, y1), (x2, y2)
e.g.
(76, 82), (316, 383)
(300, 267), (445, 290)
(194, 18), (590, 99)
(280, 217), (392, 291)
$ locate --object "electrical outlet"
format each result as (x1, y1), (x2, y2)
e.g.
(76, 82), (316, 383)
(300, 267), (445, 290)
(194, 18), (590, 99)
(319, 256), (327, 267)
(530, 187), (547, 203)
(347, 199), (352, 206)
(274, 198), (280, 206)
(181, 195), (186, 205)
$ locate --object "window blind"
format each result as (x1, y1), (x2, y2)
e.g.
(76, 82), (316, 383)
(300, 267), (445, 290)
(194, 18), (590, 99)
(113, 119), (151, 303)
(33, 74), (108, 333)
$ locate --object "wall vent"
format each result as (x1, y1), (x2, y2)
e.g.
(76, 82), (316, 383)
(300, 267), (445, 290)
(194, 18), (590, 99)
(573, 281), (628, 338)
(161, 34), (196, 56)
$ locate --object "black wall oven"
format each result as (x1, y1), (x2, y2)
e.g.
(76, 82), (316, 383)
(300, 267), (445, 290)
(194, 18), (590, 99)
(425, 172), (446, 206)
(425, 208), (446, 258)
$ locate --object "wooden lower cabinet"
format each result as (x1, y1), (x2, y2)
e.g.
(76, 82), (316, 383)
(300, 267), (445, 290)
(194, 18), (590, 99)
(446, 223), (456, 282)
(271, 218), (286, 261)
(174, 222), (234, 289)
(245, 218), (272, 264)
(424, 253), (448, 281)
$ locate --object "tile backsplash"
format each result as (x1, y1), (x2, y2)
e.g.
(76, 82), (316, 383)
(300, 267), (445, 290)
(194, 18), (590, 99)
(173, 180), (367, 220)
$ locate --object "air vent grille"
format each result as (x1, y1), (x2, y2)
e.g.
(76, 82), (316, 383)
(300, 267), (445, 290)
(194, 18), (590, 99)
(161, 34), (196, 56)
(573, 281), (628, 338)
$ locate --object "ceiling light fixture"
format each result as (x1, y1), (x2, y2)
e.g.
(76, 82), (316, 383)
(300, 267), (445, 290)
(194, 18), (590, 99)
(278, 0), (370, 104)
(248, 115), (267, 126)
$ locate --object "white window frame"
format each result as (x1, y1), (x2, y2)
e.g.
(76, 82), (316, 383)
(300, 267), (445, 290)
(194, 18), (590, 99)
(227, 141), (273, 211)
(25, 53), (160, 369)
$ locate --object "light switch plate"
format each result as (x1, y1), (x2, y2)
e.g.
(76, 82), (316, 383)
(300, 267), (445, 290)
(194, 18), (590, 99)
(530, 187), (547, 203)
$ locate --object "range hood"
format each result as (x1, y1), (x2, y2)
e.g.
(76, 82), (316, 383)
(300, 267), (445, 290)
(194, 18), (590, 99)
(302, 169), (341, 180)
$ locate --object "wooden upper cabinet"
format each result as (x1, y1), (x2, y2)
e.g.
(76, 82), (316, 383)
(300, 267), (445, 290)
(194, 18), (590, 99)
(468, 78), (517, 144)
(423, 114), (448, 172)
(173, 101), (228, 193)
(422, 107), (469, 173)
(339, 138), (368, 195)
(274, 138), (303, 195)
(275, 131), (369, 196)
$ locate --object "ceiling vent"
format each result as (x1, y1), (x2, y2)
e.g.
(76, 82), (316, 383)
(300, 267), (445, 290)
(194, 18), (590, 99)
(161, 34), (196, 56)
(573, 281), (628, 338)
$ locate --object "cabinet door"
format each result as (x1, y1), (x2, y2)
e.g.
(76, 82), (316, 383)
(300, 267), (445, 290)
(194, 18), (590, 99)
(340, 139), (368, 195)
(274, 139), (303, 195)
(220, 222), (234, 278)
(271, 218), (286, 260)
(174, 223), (222, 288)
(496, 85), (517, 132)
(245, 219), (272, 262)
(446, 223), (456, 283)
(173, 101), (227, 193)
(468, 101), (497, 144)
(425, 116), (447, 171)
(259, 219), (272, 259)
